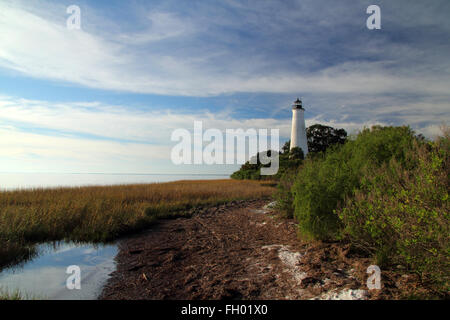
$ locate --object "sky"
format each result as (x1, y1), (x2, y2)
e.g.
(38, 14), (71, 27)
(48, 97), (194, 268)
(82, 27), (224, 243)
(0, 0), (449, 175)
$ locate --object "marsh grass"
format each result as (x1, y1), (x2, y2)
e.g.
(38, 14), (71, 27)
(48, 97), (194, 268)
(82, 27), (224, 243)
(0, 288), (23, 300)
(0, 241), (37, 270)
(0, 286), (41, 300)
(0, 179), (273, 267)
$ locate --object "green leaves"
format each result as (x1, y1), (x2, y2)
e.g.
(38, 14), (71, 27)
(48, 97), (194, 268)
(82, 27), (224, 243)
(337, 129), (449, 290)
(291, 126), (425, 240)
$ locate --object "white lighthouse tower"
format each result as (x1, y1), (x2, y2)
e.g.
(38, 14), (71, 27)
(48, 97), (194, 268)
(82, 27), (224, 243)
(290, 98), (308, 156)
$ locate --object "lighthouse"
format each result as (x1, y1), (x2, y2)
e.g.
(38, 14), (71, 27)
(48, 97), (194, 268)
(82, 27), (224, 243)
(290, 98), (308, 156)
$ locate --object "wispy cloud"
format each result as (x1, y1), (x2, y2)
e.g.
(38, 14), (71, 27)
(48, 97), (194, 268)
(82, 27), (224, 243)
(0, 95), (291, 173)
(1, 93), (445, 174)
(0, 0), (449, 97)
(117, 11), (196, 45)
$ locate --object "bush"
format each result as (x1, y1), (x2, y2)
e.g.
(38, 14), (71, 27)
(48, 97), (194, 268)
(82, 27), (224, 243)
(273, 167), (299, 218)
(337, 131), (449, 290)
(231, 148), (302, 181)
(291, 126), (419, 240)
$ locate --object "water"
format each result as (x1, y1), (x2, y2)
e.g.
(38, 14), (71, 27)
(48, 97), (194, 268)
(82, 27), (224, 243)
(0, 173), (230, 190)
(0, 241), (118, 300)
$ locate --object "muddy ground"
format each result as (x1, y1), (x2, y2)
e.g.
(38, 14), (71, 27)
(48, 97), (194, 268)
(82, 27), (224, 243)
(100, 200), (431, 300)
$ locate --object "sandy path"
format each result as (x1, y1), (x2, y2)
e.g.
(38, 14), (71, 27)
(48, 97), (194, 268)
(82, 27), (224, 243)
(100, 200), (381, 300)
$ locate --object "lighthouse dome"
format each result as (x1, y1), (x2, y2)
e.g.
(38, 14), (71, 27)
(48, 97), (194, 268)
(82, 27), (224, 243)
(292, 98), (304, 109)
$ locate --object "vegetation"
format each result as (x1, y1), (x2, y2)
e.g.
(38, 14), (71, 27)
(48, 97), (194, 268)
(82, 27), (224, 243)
(0, 179), (273, 268)
(231, 145), (303, 181)
(272, 167), (299, 218)
(276, 124), (449, 293)
(0, 241), (36, 270)
(0, 286), (41, 300)
(291, 126), (418, 240)
(337, 129), (449, 290)
(231, 124), (347, 181)
(306, 124), (347, 154)
(0, 288), (24, 300)
(0, 287), (36, 300)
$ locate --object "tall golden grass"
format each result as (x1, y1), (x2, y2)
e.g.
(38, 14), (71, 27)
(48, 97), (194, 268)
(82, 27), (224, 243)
(0, 179), (273, 267)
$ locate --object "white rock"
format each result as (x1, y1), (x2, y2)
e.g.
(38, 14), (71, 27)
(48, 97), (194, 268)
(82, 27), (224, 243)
(262, 244), (307, 285)
(263, 201), (277, 210)
(311, 289), (368, 300)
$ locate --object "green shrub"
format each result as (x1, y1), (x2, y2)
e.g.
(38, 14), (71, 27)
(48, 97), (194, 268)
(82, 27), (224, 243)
(337, 132), (449, 290)
(273, 168), (299, 218)
(231, 148), (302, 181)
(291, 126), (419, 240)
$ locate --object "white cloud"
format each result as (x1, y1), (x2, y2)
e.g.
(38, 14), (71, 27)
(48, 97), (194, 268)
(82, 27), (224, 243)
(0, 1), (449, 97)
(117, 11), (196, 45)
(0, 125), (171, 172)
(0, 93), (447, 174)
(0, 95), (290, 173)
(0, 95), (291, 140)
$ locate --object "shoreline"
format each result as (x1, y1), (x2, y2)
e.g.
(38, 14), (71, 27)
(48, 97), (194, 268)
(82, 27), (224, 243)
(100, 199), (434, 300)
(0, 180), (274, 270)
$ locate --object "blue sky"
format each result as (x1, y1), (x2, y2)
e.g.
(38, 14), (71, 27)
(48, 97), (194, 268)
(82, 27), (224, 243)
(0, 0), (449, 174)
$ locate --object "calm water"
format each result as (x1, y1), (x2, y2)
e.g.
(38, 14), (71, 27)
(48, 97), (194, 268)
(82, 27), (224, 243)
(0, 173), (230, 190)
(0, 241), (118, 300)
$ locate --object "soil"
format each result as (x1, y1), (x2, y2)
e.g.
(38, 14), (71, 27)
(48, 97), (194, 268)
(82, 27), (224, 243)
(100, 199), (435, 300)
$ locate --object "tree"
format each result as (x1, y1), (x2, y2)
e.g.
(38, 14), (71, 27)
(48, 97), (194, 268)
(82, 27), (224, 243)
(289, 147), (304, 160)
(231, 149), (279, 180)
(307, 124), (347, 154)
(231, 124), (347, 180)
(281, 140), (291, 154)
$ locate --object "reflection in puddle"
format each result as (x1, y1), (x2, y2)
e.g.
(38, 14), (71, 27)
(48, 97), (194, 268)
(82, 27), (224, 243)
(0, 241), (118, 300)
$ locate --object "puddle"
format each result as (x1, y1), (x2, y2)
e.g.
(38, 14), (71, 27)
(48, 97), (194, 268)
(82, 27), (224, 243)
(0, 241), (118, 300)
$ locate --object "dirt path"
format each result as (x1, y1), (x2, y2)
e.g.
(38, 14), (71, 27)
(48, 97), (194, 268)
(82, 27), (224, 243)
(100, 200), (409, 300)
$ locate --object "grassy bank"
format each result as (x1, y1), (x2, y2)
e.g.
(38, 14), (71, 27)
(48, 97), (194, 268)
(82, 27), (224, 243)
(0, 289), (23, 300)
(0, 286), (41, 300)
(0, 179), (274, 268)
(0, 288), (30, 300)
